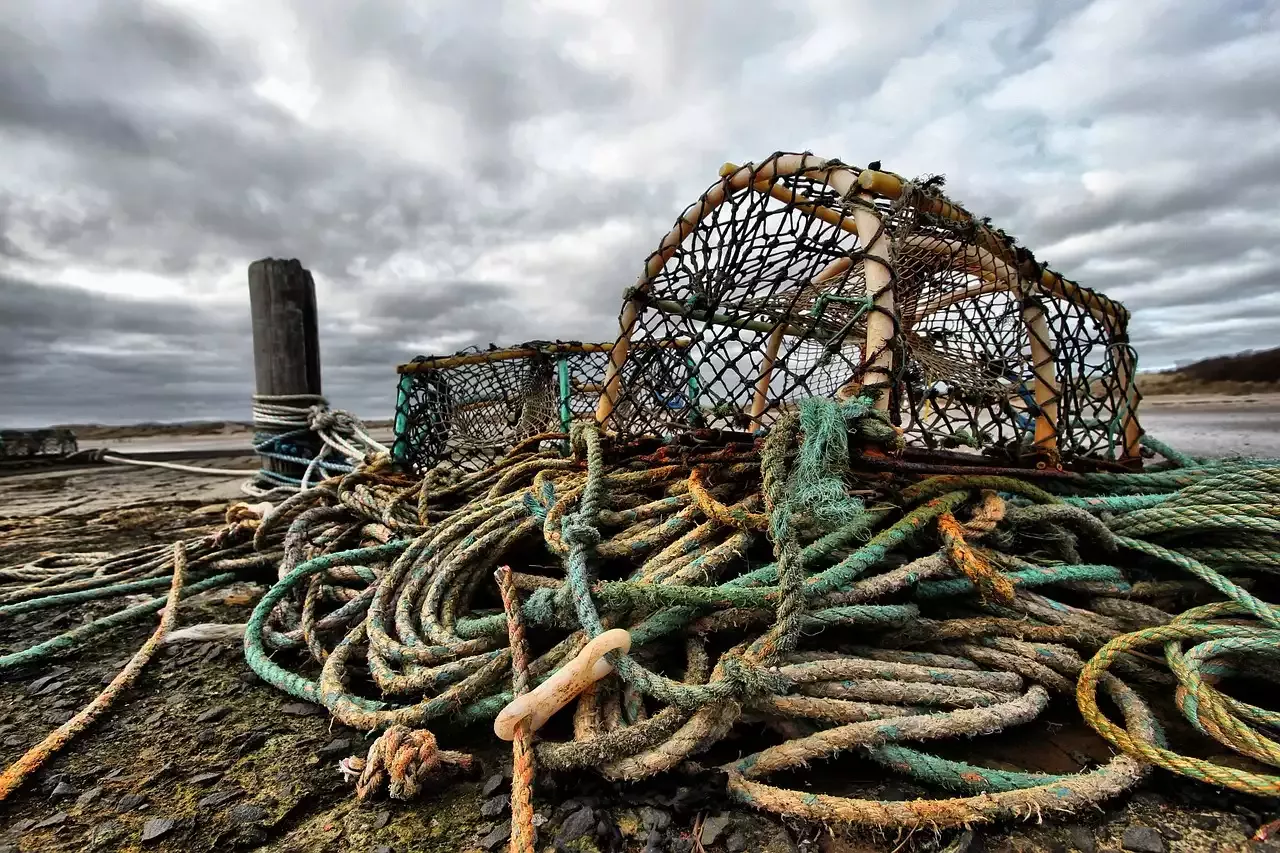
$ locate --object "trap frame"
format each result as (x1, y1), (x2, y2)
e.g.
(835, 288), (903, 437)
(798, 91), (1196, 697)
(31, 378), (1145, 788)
(595, 152), (1142, 468)
(0, 428), (78, 461)
(392, 339), (693, 473)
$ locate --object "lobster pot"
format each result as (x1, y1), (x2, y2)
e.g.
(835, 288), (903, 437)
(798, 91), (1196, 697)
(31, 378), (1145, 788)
(392, 341), (689, 474)
(596, 152), (1142, 467)
(0, 428), (78, 460)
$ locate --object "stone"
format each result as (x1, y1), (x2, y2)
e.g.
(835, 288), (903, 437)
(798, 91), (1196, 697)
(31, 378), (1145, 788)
(481, 773), (505, 797)
(144, 710), (165, 726)
(641, 807), (672, 832)
(1190, 814), (1220, 831)
(558, 806), (595, 842)
(195, 705), (230, 724)
(1158, 826), (1182, 841)
(75, 786), (104, 809)
(116, 793), (147, 812)
(700, 813), (733, 847)
(316, 738), (352, 759)
(187, 772), (222, 786)
(34, 811), (69, 829)
(2, 735), (22, 748)
(280, 701), (323, 716)
(34, 679), (66, 697)
(727, 830), (749, 852)
(140, 818), (175, 843)
(1120, 827), (1164, 853)
(196, 790), (240, 810)
(481, 795), (509, 818)
(1067, 825), (1096, 853)
(481, 823), (510, 850)
(373, 810), (391, 830)
(236, 731), (270, 756)
(50, 780), (79, 800)
(228, 803), (268, 826)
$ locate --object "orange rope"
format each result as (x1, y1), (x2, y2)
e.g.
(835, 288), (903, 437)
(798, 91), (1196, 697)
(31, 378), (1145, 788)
(497, 566), (537, 853)
(0, 542), (189, 802)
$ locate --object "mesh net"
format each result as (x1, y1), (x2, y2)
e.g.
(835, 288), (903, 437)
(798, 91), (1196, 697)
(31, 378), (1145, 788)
(0, 429), (78, 460)
(392, 341), (690, 473)
(598, 152), (1141, 468)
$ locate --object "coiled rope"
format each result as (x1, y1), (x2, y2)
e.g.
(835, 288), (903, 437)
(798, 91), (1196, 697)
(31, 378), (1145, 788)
(6, 399), (1279, 831)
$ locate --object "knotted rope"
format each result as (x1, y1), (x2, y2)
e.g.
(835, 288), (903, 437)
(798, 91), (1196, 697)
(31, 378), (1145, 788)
(341, 725), (473, 801)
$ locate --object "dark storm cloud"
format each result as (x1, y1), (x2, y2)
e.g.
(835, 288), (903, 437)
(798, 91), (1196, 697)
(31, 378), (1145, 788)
(3, 0), (1280, 424)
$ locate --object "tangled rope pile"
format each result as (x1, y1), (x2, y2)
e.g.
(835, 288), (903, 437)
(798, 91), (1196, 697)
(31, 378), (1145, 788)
(245, 393), (389, 498)
(228, 396), (1280, 840)
(4, 399), (1278, 841)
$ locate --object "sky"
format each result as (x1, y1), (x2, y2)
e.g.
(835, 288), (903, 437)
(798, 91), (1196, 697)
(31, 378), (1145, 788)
(2, 0), (1279, 427)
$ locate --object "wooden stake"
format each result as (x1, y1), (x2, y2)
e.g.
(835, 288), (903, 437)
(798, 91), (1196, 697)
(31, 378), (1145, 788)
(849, 189), (896, 412)
(248, 259), (322, 478)
(748, 324), (786, 431)
(1022, 301), (1061, 460)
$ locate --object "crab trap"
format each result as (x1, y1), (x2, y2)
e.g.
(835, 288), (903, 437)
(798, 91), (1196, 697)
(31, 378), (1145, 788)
(594, 152), (1142, 468)
(392, 340), (693, 473)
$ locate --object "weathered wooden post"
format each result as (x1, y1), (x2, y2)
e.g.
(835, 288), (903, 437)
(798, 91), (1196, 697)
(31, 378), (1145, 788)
(247, 259), (322, 480)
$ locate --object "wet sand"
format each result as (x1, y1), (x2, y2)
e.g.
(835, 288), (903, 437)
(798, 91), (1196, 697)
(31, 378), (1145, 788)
(1139, 394), (1280, 458)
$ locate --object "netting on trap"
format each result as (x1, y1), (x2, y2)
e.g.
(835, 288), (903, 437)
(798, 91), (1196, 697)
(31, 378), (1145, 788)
(0, 428), (78, 460)
(392, 340), (692, 473)
(595, 152), (1142, 467)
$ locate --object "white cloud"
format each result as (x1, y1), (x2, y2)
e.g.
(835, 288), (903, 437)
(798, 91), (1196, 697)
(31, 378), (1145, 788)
(2, 0), (1279, 423)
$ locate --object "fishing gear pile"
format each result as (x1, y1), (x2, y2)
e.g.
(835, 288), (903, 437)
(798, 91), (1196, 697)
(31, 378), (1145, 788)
(2, 154), (1276, 849)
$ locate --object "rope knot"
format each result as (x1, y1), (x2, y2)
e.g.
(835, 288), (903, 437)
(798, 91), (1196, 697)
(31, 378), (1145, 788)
(561, 514), (602, 550)
(340, 726), (472, 801)
(721, 656), (788, 698)
(307, 405), (343, 432)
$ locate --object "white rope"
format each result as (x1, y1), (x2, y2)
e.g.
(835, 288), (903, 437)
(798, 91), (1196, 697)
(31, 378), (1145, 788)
(98, 453), (257, 477)
(247, 394), (389, 496)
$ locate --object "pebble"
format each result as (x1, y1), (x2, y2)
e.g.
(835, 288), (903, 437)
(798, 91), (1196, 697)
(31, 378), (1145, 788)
(34, 679), (66, 697)
(116, 793), (148, 812)
(375, 847), (392, 853)
(195, 705), (230, 724)
(2, 735), (22, 748)
(373, 810), (391, 830)
(75, 786), (104, 809)
(481, 823), (510, 850)
(700, 813), (733, 847)
(315, 737), (351, 759)
(1068, 825), (1096, 853)
(280, 701), (323, 717)
(229, 803), (268, 826)
(481, 773), (505, 797)
(140, 818), (175, 843)
(34, 811), (69, 829)
(1190, 814), (1220, 831)
(1120, 827), (1165, 853)
(196, 790), (239, 810)
(186, 771), (222, 786)
(481, 795), (509, 818)
(727, 830), (749, 852)
(143, 710), (165, 726)
(49, 780), (79, 801)
(558, 806), (595, 842)
(236, 731), (270, 755)
(641, 807), (672, 832)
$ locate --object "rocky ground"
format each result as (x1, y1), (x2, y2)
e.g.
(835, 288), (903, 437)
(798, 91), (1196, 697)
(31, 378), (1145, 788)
(1, 461), (1277, 852)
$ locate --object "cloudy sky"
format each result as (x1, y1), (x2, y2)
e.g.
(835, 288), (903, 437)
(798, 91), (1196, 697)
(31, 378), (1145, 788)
(2, 0), (1278, 426)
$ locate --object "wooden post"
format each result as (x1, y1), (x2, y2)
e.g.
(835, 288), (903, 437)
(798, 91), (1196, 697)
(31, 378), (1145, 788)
(248, 259), (322, 478)
(851, 174), (896, 412)
(748, 324), (786, 431)
(1021, 300), (1060, 463)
